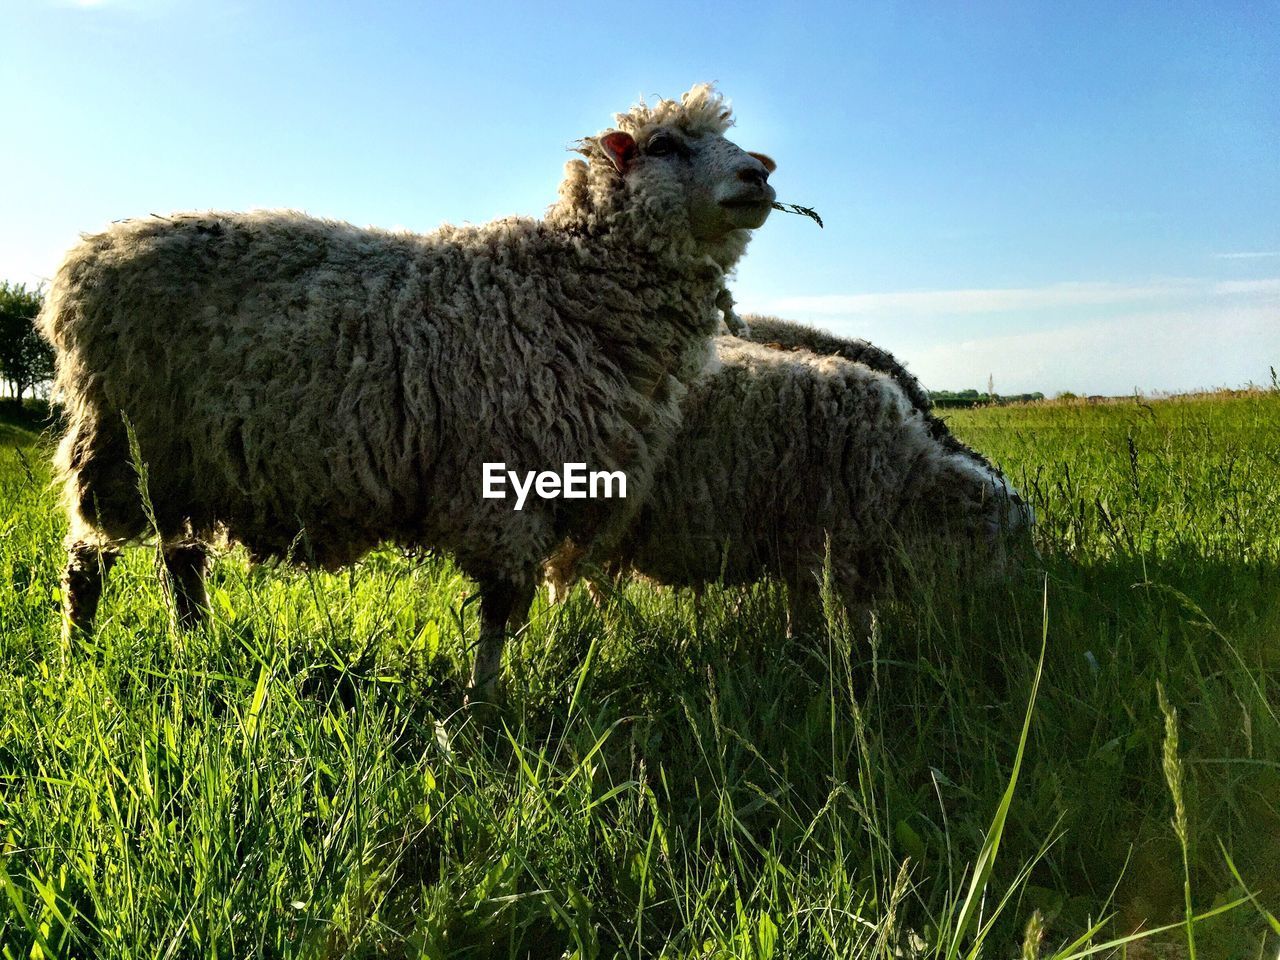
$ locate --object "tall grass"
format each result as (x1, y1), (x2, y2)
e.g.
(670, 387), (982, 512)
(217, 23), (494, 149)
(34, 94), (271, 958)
(1, 390), (1278, 957)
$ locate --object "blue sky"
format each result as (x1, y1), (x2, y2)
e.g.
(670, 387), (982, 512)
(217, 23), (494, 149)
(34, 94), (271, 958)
(2, 0), (1277, 394)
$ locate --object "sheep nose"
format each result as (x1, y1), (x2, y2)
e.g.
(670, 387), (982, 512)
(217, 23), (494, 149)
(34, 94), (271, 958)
(737, 165), (769, 188)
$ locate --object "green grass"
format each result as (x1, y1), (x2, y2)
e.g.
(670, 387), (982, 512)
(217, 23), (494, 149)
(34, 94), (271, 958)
(1, 390), (1278, 958)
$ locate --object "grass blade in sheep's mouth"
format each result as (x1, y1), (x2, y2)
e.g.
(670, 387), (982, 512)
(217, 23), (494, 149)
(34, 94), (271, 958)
(771, 202), (824, 228)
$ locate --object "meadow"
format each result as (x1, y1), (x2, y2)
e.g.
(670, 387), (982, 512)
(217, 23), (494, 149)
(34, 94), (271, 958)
(1, 390), (1278, 958)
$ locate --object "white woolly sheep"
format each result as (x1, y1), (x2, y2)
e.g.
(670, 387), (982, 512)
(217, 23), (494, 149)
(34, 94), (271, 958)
(546, 333), (1032, 626)
(739, 313), (999, 463)
(39, 83), (777, 696)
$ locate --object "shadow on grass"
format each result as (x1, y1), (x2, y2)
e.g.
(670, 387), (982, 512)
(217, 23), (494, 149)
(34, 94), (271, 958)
(350, 548), (1280, 956)
(4, 513), (1278, 955)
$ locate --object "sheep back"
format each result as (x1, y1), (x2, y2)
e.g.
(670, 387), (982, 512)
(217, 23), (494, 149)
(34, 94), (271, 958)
(741, 313), (990, 462)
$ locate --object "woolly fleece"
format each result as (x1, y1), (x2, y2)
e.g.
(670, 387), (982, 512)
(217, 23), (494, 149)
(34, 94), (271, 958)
(40, 84), (769, 615)
(741, 313), (983, 460)
(549, 336), (1030, 608)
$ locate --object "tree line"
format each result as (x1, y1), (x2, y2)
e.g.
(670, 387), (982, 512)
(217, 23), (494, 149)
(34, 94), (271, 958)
(930, 388), (1046, 408)
(0, 281), (53, 403)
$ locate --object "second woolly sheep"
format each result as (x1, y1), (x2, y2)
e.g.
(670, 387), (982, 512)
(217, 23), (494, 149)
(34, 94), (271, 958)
(547, 336), (1032, 625)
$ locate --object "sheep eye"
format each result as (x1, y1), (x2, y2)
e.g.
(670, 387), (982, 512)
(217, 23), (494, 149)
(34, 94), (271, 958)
(646, 135), (677, 157)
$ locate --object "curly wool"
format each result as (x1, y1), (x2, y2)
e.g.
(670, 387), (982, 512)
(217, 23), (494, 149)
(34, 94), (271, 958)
(40, 86), (757, 592)
(550, 337), (1028, 606)
(740, 314), (983, 460)
(548, 84), (752, 272)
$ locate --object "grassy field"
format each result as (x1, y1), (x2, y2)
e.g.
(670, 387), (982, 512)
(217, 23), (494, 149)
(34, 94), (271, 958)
(1, 391), (1278, 958)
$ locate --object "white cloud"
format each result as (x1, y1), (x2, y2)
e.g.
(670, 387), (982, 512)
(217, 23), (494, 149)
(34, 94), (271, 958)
(893, 304), (1280, 396)
(52, 0), (174, 11)
(760, 278), (1279, 318)
(1212, 278), (1280, 296)
(1213, 251), (1280, 260)
(742, 277), (1280, 395)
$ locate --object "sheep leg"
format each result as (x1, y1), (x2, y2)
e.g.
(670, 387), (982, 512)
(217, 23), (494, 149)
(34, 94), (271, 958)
(468, 577), (534, 701)
(785, 576), (823, 638)
(61, 541), (119, 645)
(162, 543), (210, 630)
(585, 578), (609, 609)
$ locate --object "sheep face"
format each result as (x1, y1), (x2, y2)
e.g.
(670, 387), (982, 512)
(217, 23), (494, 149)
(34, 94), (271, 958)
(599, 126), (777, 243)
(928, 452), (1035, 569)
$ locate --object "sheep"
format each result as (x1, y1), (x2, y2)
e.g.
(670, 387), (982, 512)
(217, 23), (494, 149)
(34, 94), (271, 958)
(737, 313), (999, 465)
(545, 334), (1032, 628)
(739, 314), (935, 420)
(39, 83), (778, 697)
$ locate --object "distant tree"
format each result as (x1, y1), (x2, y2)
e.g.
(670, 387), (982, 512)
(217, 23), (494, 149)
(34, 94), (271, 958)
(930, 387), (1047, 408)
(0, 281), (53, 402)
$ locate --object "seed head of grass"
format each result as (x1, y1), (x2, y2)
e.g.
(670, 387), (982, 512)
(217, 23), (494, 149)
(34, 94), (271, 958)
(770, 201), (824, 228)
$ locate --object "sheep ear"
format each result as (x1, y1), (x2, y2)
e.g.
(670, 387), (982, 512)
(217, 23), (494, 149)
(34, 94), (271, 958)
(748, 152), (777, 174)
(599, 131), (638, 174)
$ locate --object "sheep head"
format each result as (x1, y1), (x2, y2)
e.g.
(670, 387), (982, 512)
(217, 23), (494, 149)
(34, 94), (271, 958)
(552, 84), (776, 268)
(598, 124), (776, 238)
(918, 451), (1036, 577)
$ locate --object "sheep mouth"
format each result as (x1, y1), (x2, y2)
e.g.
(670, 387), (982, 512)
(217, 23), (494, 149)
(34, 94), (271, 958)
(719, 192), (775, 211)
(718, 190), (776, 229)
